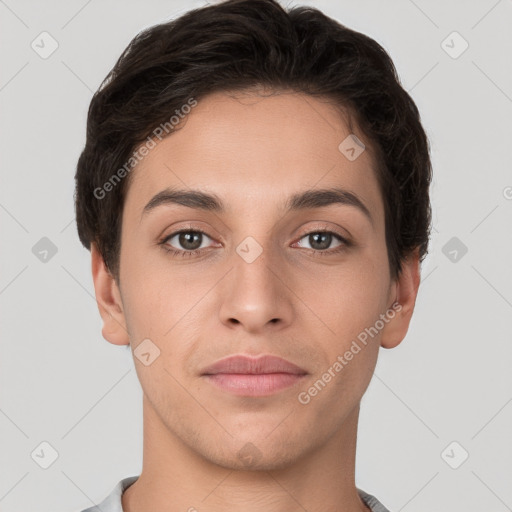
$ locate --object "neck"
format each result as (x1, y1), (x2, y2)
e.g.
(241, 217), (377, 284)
(122, 396), (370, 512)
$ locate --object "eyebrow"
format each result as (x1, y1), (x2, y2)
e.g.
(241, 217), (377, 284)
(141, 186), (373, 224)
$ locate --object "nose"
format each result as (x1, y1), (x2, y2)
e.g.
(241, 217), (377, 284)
(218, 238), (294, 334)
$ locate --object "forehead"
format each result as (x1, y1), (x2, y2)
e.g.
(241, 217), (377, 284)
(124, 90), (384, 222)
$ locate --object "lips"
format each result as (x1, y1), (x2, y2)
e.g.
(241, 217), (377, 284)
(201, 354), (308, 376)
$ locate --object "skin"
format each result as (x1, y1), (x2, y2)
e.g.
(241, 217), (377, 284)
(91, 88), (421, 512)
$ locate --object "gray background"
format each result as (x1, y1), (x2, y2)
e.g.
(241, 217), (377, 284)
(1, 0), (511, 511)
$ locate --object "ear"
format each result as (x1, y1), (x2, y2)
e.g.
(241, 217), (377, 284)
(380, 248), (421, 349)
(91, 242), (130, 346)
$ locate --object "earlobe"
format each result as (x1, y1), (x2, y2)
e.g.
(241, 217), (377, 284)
(380, 248), (421, 349)
(91, 242), (130, 346)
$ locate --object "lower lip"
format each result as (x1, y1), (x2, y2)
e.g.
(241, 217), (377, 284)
(204, 373), (307, 396)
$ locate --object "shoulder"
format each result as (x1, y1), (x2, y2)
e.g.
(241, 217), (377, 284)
(357, 487), (393, 512)
(76, 475), (139, 512)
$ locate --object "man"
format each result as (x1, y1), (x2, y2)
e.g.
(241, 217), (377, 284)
(74, 0), (432, 510)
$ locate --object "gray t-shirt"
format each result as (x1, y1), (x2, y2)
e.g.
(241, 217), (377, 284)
(78, 475), (391, 512)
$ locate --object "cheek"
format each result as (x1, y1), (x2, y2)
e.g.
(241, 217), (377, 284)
(121, 263), (207, 368)
(301, 253), (389, 337)
(119, 258), (168, 342)
(300, 262), (387, 408)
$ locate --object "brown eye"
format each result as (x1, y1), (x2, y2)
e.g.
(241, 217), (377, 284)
(177, 231), (203, 250)
(162, 230), (213, 253)
(296, 230), (346, 252)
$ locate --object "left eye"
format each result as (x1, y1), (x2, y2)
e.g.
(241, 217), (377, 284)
(294, 231), (345, 251)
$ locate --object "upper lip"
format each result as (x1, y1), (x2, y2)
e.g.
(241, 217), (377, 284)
(201, 355), (308, 375)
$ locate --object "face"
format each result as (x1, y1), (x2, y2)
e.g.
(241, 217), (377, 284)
(94, 89), (416, 471)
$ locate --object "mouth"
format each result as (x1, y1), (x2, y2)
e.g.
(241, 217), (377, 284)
(201, 354), (308, 397)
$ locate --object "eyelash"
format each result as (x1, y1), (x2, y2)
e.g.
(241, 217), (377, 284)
(158, 226), (351, 259)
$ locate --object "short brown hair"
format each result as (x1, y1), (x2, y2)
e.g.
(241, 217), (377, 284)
(74, 0), (432, 282)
